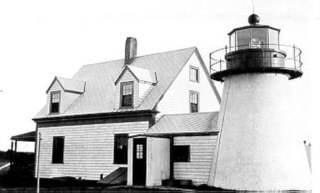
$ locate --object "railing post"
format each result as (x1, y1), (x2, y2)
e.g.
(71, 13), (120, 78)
(293, 44), (296, 69)
(209, 53), (212, 74)
(225, 45), (228, 55)
(299, 53), (301, 69)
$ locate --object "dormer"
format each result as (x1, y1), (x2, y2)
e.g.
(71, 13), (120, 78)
(46, 76), (86, 114)
(114, 65), (157, 109)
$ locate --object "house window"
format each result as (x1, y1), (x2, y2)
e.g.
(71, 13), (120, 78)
(120, 82), (134, 107)
(190, 66), (199, 82)
(50, 91), (60, 113)
(190, 91), (199, 113)
(173, 145), (190, 162)
(114, 134), (128, 164)
(52, 136), (64, 164)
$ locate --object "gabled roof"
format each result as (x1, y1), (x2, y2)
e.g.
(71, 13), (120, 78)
(35, 47), (202, 119)
(115, 66), (157, 85)
(147, 112), (219, 135)
(46, 76), (86, 94)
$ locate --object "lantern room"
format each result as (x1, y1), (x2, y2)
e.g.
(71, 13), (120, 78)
(210, 14), (303, 82)
(228, 14), (280, 51)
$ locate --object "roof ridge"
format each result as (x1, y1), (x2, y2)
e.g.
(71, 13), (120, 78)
(81, 47), (197, 68)
(134, 46), (196, 59)
(161, 111), (218, 117)
(56, 76), (85, 83)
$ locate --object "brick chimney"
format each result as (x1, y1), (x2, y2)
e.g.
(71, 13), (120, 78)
(125, 37), (137, 65)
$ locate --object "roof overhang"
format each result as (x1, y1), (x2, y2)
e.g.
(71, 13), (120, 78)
(33, 110), (158, 124)
(130, 131), (219, 138)
(228, 25), (281, 36)
(11, 131), (36, 142)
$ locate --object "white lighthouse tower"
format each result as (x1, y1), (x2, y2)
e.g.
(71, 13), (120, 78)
(208, 14), (311, 191)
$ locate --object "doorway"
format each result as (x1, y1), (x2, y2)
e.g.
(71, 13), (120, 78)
(132, 138), (146, 185)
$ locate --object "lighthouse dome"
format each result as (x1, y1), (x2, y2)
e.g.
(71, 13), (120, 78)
(248, 14), (260, 25)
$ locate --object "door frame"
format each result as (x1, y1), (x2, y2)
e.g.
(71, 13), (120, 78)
(132, 138), (147, 185)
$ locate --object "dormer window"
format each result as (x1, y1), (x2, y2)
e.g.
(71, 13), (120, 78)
(50, 91), (60, 113)
(120, 82), (134, 107)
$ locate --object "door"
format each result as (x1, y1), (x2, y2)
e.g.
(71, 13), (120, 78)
(132, 138), (146, 185)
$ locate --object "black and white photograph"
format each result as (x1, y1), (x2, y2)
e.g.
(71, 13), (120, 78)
(0, 0), (318, 192)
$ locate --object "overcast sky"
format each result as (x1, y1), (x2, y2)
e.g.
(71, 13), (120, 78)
(0, 0), (319, 164)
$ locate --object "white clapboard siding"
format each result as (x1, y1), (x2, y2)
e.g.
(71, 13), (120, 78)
(36, 121), (149, 180)
(174, 135), (217, 186)
(157, 53), (220, 116)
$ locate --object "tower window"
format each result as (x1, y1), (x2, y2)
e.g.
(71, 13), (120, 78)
(120, 82), (134, 107)
(114, 134), (128, 164)
(190, 91), (199, 113)
(50, 91), (60, 113)
(190, 66), (199, 82)
(52, 136), (64, 164)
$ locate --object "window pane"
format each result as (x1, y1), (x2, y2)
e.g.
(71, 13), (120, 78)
(190, 92), (198, 103)
(190, 92), (199, 113)
(122, 95), (133, 107)
(114, 134), (128, 164)
(51, 103), (59, 113)
(136, 144), (143, 159)
(52, 137), (64, 164)
(50, 91), (60, 113)
(173, 146), (190, 162)
(123, 84), (133, 95)
(121, 82), (133, 107)
(51, 92), (60, 102)
(190, 103), (198, 113)
(190, 67), (199, 82)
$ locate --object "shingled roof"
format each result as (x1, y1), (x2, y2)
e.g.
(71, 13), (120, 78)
(46, 76), (86, 94)
(35, 47), (211, 119)
(147, 112), (219, 135)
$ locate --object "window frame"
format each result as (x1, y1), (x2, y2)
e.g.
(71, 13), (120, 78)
(50, 90), (61, 114)
(189, 66), (200, 82)
(52, 136), (64, 164)
(173, 145), (190, 162)
(120, 81), (134, 108)
(113, 134), (129, 164)
(189, 90), (199, 113)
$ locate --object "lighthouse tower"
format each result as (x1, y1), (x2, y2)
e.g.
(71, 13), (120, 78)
(208, 14), (311, 191)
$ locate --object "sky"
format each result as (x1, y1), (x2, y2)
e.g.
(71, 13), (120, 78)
(0, 0), (319, 180)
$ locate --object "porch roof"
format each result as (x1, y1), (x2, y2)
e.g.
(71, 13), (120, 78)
(11, 131), (36, 142)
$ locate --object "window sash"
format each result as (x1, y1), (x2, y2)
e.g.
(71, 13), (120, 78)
(190, 91), (199, 113)
(50, 91), (60, 113)
(190, 67), (199, 82)
(122, 95), (133, 107)
(120, 82), (133, 107)
(190, 92), (198, 103)
(114, 134), (128, 164)
(51, 92), (60, 103)
(190, 103), (198, 113)
(52, 137), (64, 164)
(173, 145), (190, 162)
(122, 84), (133, 95)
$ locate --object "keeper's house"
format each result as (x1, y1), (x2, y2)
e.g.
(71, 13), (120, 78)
(33, 37), (221, 186)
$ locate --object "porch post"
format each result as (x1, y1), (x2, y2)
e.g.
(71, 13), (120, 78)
(14, 140), (17, 165)
(10, 141), (14, 166)
(169, 136), (174, 180)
